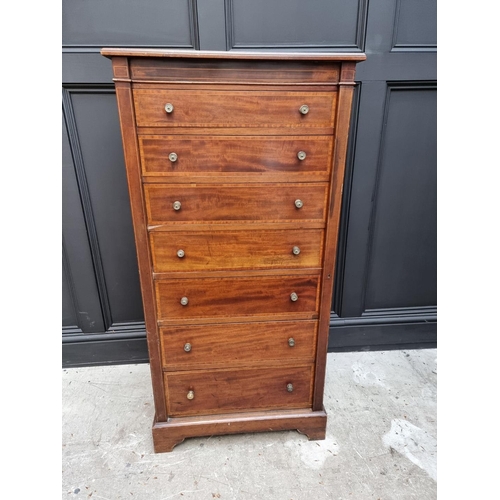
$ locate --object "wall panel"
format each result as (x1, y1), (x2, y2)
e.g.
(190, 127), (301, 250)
(62, 0), (436, 365)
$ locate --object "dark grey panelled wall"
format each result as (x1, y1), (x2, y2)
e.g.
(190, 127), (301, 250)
(62, 0), (437, 366)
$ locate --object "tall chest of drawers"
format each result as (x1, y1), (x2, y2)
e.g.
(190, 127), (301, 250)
(102, 49), (365, 452)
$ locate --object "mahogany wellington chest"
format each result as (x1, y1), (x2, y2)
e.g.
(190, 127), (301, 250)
(101, 49), (365, 452)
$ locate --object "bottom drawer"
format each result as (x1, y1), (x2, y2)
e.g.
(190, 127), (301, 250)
(165, 365), (314, 417)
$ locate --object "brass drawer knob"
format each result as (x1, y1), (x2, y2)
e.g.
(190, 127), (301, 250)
(187, 390), (194, 400)
(165, 103), (174, 114)
(288, 338), (295, 347)
(287, 383), (294, 392)
(294, 199), (303, 209)
(184, 343), (192, 352)
(169, 152), (178, 162)
(177, 249), (185, 258)
(173, 201), (182, 211)
(299, 104), (309, 115)
(292, 246), (301, 255)
(180, 296), (189, 306)
(297, 151), (307, 161)
(290, 292), (298, 302)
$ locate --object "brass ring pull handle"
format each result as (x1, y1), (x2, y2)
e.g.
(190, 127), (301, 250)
(187, 390), (194, 400)
(287, 383), (294, 392)
(180, 297), (189, 306)
(297, 151), (307, 161)
(290, 292), (298, 302)
(177, 249), (185, 258)
(299, 105), (309, 115)
(169, 152), (178, 162)
(173, 201), (181, 211)
(165, 103), (174, 113)
(184, 343), (192, 352)
(294, 199), (303, 209)
(292, 246), (301, 255)
(288, 338), (295, 347)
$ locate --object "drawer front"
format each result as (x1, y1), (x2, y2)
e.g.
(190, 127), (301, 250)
(155, 275), (320, 320)
(134, 90), (336, 128)
(160, 321), (317, 371)
(165, 365), (314, 416)
(145, 183), (328, 224)
(130, 58), (340, 84)
(151, 229), (324, 272)
(139, 135), (333, 177)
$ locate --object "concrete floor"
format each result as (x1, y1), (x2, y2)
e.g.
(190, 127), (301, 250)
(62, 349), (437, 500)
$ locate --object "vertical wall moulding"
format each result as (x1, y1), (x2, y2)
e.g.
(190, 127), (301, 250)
(62, 86), (114, 330)
(360, 82), (437, 316)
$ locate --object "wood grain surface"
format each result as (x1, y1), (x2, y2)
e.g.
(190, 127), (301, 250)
(129, 58), (340, 84)
(152, 408), (327, 452)
(155, 275), (320, 321)
(105, 50), (363, 451)
(111, 57), (167, 421)
(313, 63), (357, 411)
(139, 135), (333, 178)
(101, 47), (366, 62)
(133, 89), (336, 128)
(144, 183), (328, 224)
(160, 320), (317, 371)
(165, 364), (314, 417)
(150, 229), (324, 272)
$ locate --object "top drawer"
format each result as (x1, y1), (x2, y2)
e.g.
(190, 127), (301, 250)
(129, 58), (340, 85)
(133, 90), (336, 128)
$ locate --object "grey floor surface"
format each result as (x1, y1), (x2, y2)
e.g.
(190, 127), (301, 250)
(62, 349), (437, 500)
